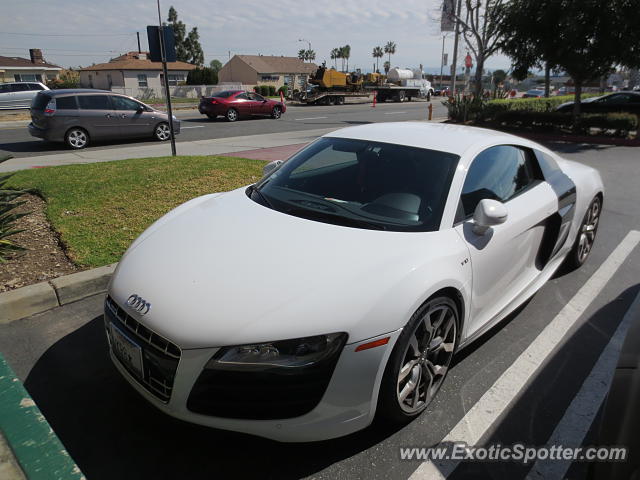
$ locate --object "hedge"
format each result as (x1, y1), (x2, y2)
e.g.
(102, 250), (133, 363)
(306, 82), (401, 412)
(493, 111), (638, 137)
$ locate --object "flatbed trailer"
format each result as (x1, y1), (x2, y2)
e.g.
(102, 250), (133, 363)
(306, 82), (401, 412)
(296, 85), (429, 105)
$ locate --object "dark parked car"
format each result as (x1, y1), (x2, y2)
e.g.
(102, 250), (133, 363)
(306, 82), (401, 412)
(0, 82), (49, 109)
(28, 89), (180, 149)
(434, 86), (450, 96)
(198, 90), (286, 122)
(556, 92), (640, 114)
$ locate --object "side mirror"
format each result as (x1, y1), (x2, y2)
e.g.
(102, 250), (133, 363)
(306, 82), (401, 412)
(136, 106), (144, 113)
(472, 199), (508, 235)
(263, 160), (283, 177)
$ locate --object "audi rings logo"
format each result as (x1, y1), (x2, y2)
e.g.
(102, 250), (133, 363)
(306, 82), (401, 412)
(125, 294), (151, 315)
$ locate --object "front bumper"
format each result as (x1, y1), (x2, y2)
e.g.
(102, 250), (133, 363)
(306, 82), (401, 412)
(104, 300), (401, 442)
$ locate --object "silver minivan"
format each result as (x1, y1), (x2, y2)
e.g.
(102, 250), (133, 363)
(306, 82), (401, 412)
(0, 82), (49, 109)
(28, 89), (180, 149)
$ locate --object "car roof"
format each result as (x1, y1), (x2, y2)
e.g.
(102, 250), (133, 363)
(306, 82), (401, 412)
(324, 122), (534, 158)
(42, 88), (112, 96)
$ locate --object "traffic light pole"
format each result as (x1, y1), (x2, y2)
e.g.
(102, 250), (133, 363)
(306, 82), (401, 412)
(156, 0), (176, 156)
(449, 0), (462, 96)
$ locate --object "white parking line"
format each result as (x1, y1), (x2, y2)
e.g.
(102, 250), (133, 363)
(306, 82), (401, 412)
(527, 289), (640, 480)
(295, 116), (328, 121)
(384, 111), (408, 115)
(181, 126), (205, 129)
(409, 230), (640, 480)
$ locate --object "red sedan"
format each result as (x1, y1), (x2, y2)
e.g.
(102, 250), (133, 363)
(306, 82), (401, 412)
(198, 90), (286, 122)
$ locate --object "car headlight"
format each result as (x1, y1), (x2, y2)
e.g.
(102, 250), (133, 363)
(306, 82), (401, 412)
(205, 333), (347, 371)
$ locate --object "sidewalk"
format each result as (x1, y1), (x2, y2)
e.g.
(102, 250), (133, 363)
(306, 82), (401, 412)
(0, 127), (338, 172)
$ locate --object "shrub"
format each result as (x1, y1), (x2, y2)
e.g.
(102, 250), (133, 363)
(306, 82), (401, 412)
(494, 111), (638, 137)
(253, 86), (260, 93)
(277, 85), (288, 97)
(186, 67), (218, 85)
(0, 157), (29, 261)
(259, 85), (270, 97)
(443, 93), (487, 122)
(268, 85), (276, 96)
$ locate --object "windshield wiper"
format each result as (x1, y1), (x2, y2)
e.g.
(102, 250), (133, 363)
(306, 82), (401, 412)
(247, 184), (273, 208)
(285, 207), (387, 231)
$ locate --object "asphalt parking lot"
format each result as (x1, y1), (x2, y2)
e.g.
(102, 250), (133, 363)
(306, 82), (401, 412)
(0, 141), (639, 480)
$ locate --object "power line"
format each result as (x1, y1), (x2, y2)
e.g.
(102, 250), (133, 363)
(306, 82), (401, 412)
(0, 31), (133, 37)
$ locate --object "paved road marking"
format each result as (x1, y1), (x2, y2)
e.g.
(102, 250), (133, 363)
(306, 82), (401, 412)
(295, 116), (328, 121)
(409, 230), (640, 480)
(384, 111), (408, 115)
(527, 288), (640, 480)
(181, 126), (205, 129)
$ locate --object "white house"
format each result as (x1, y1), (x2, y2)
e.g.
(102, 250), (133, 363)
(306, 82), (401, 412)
(0, 49), (61, 84)
(79, 51), (197, 98)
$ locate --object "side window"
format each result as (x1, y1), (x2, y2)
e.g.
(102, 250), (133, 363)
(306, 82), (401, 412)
(249, 93), (265, 101)
(460, 145), (538, 218)
(77, 95), (112, 110)
(235, 93), (249, 100)
(12, 84), (30, 92)
(0, 84), (10, 93)
(55, 96), (78, 110)
(27, 83), (44, 91)
(533, 149), (561, 179)
(112, 96), (142, 111)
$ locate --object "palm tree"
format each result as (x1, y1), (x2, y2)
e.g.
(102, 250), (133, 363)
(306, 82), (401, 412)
(342, 45), (351, 72)
(372, 46), (384, 73)
(383, 60), (391, 74)
(298, 49), (306, 61)
(384, 41), (396, 67)
(306, 50), (316, 63)
(330, 48), (340, 69)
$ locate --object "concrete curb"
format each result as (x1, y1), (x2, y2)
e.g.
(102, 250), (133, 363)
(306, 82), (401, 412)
(0, 354), (84, 480)
(0, 263), (116, 324)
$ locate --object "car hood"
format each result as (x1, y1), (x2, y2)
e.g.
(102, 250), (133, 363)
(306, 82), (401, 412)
(109, 188), (465, 348)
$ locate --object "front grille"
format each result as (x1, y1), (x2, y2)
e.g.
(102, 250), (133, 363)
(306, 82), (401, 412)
(105, 296), (181, 402)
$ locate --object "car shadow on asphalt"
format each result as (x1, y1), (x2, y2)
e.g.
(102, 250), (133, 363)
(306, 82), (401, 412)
(0, 137), (158, 155)
(24, 316), (406, 480)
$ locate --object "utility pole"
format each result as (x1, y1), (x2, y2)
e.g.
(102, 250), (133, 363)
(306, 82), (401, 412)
(449, 0), (462, 95)
(156, 0), (176, 156)
(439, 35), (446, 89)
(137, 32), (142, 53)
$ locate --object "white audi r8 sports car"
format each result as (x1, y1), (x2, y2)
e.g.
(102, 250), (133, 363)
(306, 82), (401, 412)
(105, 122), (603, 442)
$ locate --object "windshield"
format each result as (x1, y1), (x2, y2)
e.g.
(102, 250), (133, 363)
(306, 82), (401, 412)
(250, 137), (459, 232)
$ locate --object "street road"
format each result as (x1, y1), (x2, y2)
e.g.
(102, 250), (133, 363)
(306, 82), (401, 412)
(0, 143), (638, 479)
(0, 101), (448, 158)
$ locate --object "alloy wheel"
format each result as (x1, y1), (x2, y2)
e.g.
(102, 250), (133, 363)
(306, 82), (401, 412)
(272, 107), (281, 119)
(155, 123), (170, 141)
(226, 109), (238, 122)
(577, 197), (601, 263)
(397, 303), (457, 414)
(67, 129), (88, 149)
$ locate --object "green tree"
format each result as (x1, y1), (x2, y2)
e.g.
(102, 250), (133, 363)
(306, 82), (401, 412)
(341, 45), (351, 72)
(383, 60), (390, 74)
(384, 41), (396, 66)
(330, 48), (340, 69)
(209, 59), (223, 73)
(306, 50), (316, 62)
(187, 67), (218, 85)
(372, 46), (384, 73)
(298, 49), (306, 61)
(496, 0), (640, 118)
(167, 6), (204, 66)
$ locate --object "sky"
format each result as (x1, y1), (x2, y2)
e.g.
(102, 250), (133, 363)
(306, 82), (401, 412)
(1, 0), (512, 74)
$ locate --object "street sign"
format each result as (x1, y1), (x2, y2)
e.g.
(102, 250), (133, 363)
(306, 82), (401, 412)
(147, 26), (176, 62)
(441, 0), (455, 32)
(465, 53), (473, 69)
(443, 53), (449, 66)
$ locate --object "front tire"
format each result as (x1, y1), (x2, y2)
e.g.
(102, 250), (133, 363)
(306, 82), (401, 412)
(565, 196), (601, 269)
(225, 108), (238, 122)
(65, 127), (89, 149)
(377, 296), (459, 424)
(154, 122), (171, 141)
(271, 106), (282, 119)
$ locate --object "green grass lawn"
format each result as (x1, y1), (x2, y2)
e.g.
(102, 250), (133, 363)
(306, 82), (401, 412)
(8, 155), (263, 268)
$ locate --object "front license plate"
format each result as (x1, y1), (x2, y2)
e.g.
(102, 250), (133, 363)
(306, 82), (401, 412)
(110, 323), (144, 378)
